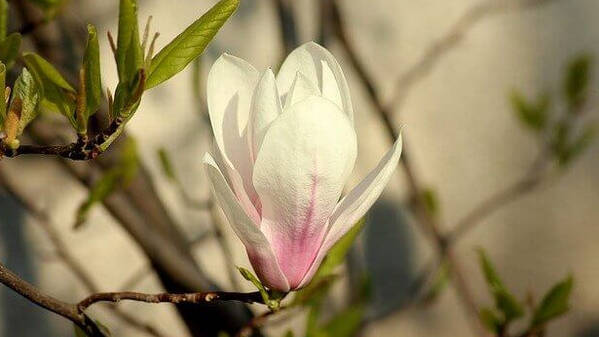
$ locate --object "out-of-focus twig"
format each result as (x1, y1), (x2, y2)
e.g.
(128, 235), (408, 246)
(0, 168), (170, 337)
(77, 290), (263, 311)
(271, 0), (298, 56)
(446, 152), (548, 243)
(387, 0), (561, 114)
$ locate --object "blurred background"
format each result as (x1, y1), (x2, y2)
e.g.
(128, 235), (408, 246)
(1, 0), (598, 336)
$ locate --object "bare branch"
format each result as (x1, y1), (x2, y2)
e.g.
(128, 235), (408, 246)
(78, 290), (263, 312)
(0, 259), (265, 336)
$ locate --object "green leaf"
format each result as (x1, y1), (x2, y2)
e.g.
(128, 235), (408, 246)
(0, 62), (5, 126)
(281, 331), (294, 337)
(421, 187), (439, 216)
(478, 249), (524, 322)
(117, 0), (143, 83)
(157, 147), (177, 181)
(22, 52), (77, 127)
(112, 68), (144, 120)
(22, 52), (75, 92)
(10, 68), (41, 135)
(75, 168), (122, 228)
(564, 54), (592, 111)
(320, 304), (365, 337)
(422, 260), (450, 303)
(531, 275), (573, 327)
(0, 32), (22, 68)
(554, 124), (596, 167)
(510, 90), (549, 132)
(82, 24), (103, 122)
(479, 307), (502, 334)
(237, 267), (271, 304)
(567, 125), (596, 162)
(146, 0), (240, 89)
(0, 0), (7, 41)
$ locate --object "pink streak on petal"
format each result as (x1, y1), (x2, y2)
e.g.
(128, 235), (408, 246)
(269, 168), (327, 289)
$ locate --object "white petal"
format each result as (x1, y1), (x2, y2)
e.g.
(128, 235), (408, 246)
(247, 69), (282, 161)
(207, 54), (260, 212)
(283, 72), (320, 110)
(297, 134), (403, 288)
(321, 60), (343, 111)
(203, 152), (290, 291)
(252, 96), (357, 288)
(211, 144), (260, 223)
(276, 42), (354, 122)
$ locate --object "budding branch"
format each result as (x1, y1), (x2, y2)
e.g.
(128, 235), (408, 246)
(0, 117), (123, 160)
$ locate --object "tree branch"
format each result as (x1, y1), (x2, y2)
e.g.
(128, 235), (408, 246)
(0, 261), (265, 336)
(446, 157), (546, 243)
(78, 291), (263, 312)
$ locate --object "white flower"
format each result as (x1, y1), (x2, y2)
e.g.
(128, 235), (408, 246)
(203, 42), (402, 291)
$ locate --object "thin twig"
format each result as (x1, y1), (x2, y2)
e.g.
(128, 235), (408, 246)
(446, 155), (547, 243)
(78, 290), (263, 312)
(0, 259), (265, 336)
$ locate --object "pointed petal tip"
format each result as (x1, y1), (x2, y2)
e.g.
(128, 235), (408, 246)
(261, 67), (276, 81)
(202, 152), (214, 165)
(213, 52), (252, 68)
(302, 40), (324, 50)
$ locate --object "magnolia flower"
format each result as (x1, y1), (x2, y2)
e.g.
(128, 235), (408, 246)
(203, 42), (402, 292)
